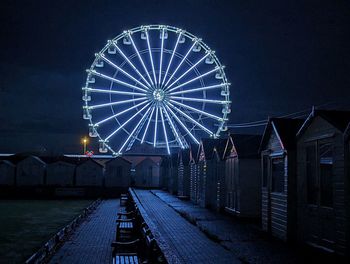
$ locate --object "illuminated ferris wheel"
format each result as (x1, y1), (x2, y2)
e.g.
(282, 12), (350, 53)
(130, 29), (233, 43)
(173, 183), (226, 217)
(82, 25), (231, 155)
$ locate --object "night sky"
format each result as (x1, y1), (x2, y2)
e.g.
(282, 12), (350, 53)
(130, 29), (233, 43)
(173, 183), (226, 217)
(0, 0), (349, 154)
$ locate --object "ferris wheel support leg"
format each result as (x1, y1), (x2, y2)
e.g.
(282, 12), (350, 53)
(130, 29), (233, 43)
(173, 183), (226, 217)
(162, 105), (185, 149)
(141, 106), (155, 143)
(105, 103), (150, 141)
(164, 104), (199, 144)
(159, 106), (170, 154)
(153, 106), (159, 147)
(118, 107), (152, 154)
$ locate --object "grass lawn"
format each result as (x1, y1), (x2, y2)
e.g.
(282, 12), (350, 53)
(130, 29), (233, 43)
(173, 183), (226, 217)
(0, 199), (93, 264)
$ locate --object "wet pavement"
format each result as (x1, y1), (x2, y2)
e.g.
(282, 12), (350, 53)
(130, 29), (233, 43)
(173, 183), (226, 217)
(49, 199), (118, 264)
(132, 189), (240, 264)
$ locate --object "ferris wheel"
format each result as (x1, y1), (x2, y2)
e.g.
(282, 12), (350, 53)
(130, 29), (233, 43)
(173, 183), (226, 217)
(82, 25), (231, 155)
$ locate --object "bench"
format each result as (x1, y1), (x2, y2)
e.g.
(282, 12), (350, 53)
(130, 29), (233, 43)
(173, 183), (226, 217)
(113, 254), (139, 264)
(111, 239), (140, 264)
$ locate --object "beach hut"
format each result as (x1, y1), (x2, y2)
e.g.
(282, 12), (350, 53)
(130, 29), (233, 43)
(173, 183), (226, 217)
(168, 153), (178, 194)
(0, 160), (15, 186)
(189, 144), (199, 203)
(135, 158), (159, 188)
(178, 148), (191, 198)
(297, 109), (350, 255)
(207, 139), (227, 211)
(105, 157), (131, 188)
(16, 156), (46, 186)
(259, 118), (304, 241)
(223, 134), (262, 217)
(160, 156), (170, 190)
(46, 161), (75, 186)
(197, 138), (226, 208)
(76, 159), (103, 186)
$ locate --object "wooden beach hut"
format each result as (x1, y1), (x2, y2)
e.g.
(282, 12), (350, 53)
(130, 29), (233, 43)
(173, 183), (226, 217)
(259, 118), (304, 241)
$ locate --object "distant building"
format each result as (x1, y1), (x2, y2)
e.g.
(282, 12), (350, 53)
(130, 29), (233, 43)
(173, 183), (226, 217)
(105, 157), (132, 188)
(135, 158), (160, 188)
(297, 109), (350, 256)
(259, 118), (304, 241)
(0, 160), (15, 186)
(76, 159), (104, 186)
(16, 156), (46, 186)
(223, 134), (262, 217)
(46, 161), (75, 186)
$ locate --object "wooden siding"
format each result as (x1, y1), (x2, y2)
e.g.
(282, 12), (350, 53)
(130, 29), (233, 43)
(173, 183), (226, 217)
(16, 156), (46, 186)
(297, 116), (349, 255)
(105, 158), (131, 187)
(76, 160), (103, 187)
(46, 162), (75, 186)
(0, 161), (15, 186)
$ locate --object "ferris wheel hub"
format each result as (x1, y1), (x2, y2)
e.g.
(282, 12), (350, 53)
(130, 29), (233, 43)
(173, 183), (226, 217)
(153, 89), (165, 102)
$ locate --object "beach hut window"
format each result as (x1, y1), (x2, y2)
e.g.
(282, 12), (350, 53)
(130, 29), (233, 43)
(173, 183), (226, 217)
(319, 143), (333, 207)
(271, 158), (284, 192)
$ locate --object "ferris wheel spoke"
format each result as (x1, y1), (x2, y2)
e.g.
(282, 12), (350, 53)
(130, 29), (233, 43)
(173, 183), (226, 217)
(87, 69), (148, 93)
(88, 97), (147, 110)
(159, 106), (170, 154)
(141, 105), (155, 143)
(166, 53), (210, 91)
(117, 106), (152, 154)
(128, 33), (154, 86)
(145, 30), (158, 86)
(163, 41), (197, 88)
(112, 42), (152, 88)
(161, 32), (182, 87)
(98, 54), (150, 91)
(105, 102), (150, 141)
(166, 101), (213, 136)
(167, 67), (218, 92)
(84, 88), (146, 97)
(162, 105), (185, 148)
(153, 106), (159, 147)
(169, 99), (223, 121)
(164, 104), (199, 144)
(95, 100), (148, 126)
(169, 83), (226, 95)
(158, 27), (165, 85)
(170, 96), (230, 104)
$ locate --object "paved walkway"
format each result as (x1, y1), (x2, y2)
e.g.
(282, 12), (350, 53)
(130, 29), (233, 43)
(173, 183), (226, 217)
(133, 189), (240, 264)
(49, 199), (118, 264)
(150, 190), (310, 264)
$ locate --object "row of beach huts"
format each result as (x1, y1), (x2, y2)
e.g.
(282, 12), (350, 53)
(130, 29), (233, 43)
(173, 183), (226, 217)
(0, 155), (161, 193)
(159, 109), (350, 257)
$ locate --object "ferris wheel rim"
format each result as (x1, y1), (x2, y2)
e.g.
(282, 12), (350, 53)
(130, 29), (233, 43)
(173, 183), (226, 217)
(82, 24), (231, 156)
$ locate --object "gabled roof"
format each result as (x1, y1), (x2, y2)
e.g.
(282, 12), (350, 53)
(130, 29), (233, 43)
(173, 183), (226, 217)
(135, 157), (156, 168)
(199, 138), (227, 161)
(77, 158), (104, 168)
(344, 122), (350, 142)
(18, 155), (46, 165)
(179, 148), (191, 165)
(297, 109), (350, 137)
(260, 118), (304, 152)
(228, 134), (262, 159)
(212, 138), (228, 161)
(0, 160), (15, 167)
(189, 144), (200, 163)
(105, 156), (132, 165)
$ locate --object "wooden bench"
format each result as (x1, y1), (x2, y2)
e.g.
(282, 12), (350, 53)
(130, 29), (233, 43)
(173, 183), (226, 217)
(113, 254), (139, 264)
(111, 239), (140, 264)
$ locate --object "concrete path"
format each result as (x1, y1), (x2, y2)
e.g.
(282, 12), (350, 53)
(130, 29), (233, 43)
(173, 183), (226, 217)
(133, 189), (240, 264)
(49, 199), (118, 264)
